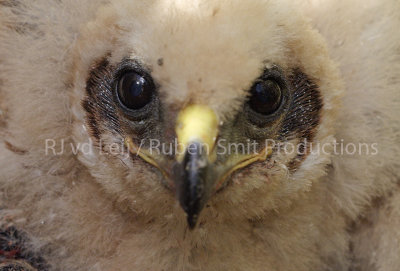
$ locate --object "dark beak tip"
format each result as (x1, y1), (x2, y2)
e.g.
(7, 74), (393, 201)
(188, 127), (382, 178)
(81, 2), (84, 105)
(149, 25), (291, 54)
(187, 213), (198, 229)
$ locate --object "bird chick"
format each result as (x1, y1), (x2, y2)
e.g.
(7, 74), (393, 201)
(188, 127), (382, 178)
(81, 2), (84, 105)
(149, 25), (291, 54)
(0, 0), (399, 271)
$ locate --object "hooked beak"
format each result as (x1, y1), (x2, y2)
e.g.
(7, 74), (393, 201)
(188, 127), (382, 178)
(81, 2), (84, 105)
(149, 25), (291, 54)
(173, 141), (213, 228)
(173, 105), (218, 228)
(125, 104), (273, 229)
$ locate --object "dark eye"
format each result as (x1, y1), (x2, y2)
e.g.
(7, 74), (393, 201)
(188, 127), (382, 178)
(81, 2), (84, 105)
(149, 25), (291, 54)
(249, 79), (282, 115)
(117, 72), (154, 110)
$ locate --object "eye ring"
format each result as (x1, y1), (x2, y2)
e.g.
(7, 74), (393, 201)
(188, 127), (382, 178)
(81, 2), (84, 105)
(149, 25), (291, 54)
(116, 71), (155, 111)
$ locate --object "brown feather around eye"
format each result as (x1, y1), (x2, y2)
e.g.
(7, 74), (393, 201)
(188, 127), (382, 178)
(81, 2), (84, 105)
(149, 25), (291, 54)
(83, 57), (122, 142)
(280, 69), (322, 141)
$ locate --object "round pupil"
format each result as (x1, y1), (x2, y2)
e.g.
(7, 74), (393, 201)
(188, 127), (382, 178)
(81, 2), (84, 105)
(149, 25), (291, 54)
(249, 80), (282, 115)
(117, 72), (153, 110)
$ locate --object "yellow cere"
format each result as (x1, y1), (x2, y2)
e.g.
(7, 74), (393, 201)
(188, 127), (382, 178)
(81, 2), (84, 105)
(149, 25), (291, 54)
(175, 105), (219, 161)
